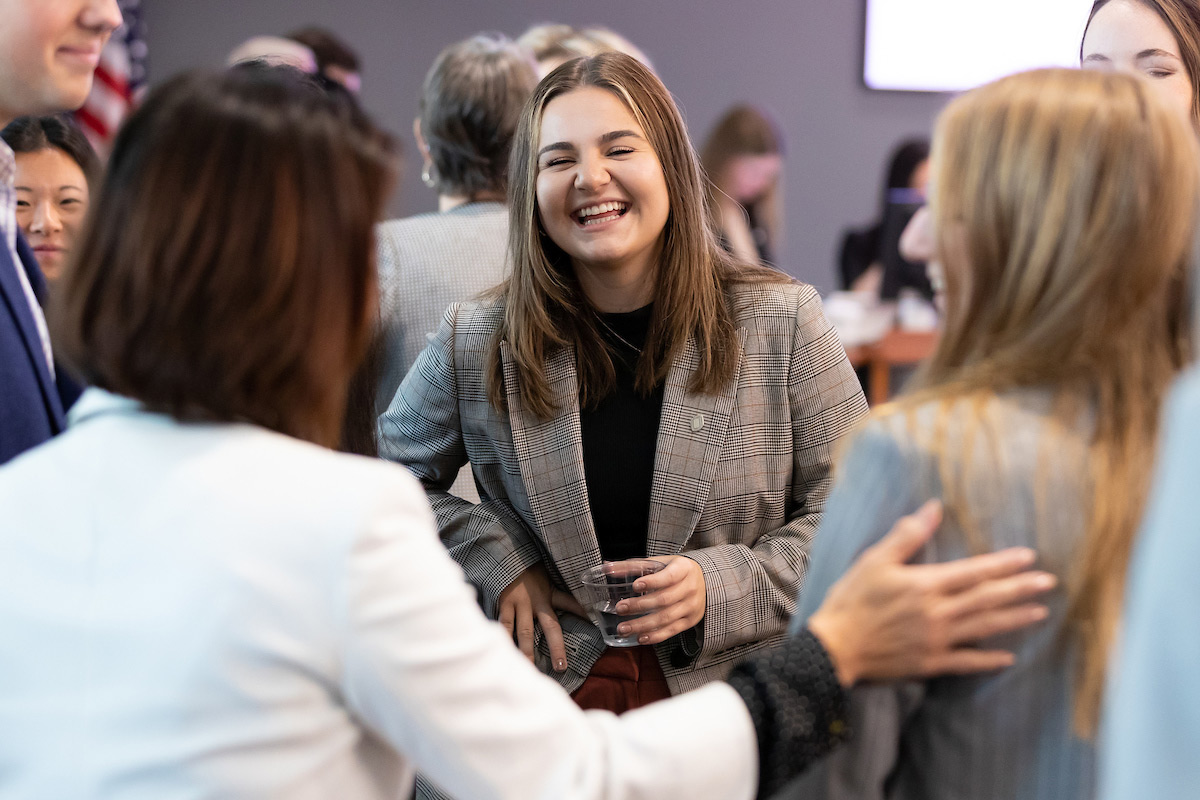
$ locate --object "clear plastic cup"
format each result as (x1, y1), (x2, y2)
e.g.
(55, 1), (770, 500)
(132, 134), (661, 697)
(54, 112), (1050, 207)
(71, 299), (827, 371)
(579, 559), (666, 647)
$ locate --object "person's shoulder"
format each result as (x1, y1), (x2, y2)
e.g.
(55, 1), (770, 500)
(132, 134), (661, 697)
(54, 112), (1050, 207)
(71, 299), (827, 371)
(443, 295), (505, 336)
(866, 390), (1044, 443)
(376, 204), (508, 250)
(727, 277), (817, 322)
(197, 428), (433, 549)
(376, 210), (447, 241)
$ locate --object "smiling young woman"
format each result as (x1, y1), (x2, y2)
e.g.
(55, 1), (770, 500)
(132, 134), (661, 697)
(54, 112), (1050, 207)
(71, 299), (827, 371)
(380, 52), (870, 716)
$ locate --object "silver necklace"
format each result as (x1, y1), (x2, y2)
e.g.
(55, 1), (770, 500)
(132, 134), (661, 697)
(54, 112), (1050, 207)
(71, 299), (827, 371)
(597, 315), (643, 356)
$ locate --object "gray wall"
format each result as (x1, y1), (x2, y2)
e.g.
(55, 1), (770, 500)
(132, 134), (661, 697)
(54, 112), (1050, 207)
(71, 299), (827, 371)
(142, 0), (949, 293)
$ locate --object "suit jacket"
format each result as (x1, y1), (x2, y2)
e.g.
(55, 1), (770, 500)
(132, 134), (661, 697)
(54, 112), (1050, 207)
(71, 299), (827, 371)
(0, 388), (759, 800)
(782, 389), (1096, 800)
(0, 233), (66, 464)
(379, 281), (868, 695)
(375, 202), (508, 415)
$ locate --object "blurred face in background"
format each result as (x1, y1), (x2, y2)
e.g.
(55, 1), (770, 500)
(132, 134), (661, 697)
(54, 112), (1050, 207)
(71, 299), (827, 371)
(722, 153), (782, 204)
(0, 0), (122, 123)
(14, 146), (89, 281)
(1082, 0), (1195, 125)
(908, 159), (931, 198)
(900, 205), (944, 306)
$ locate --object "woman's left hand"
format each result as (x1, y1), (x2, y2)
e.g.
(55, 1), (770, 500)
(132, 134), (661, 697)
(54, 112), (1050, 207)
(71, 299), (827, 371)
(613, 555), (707, 645)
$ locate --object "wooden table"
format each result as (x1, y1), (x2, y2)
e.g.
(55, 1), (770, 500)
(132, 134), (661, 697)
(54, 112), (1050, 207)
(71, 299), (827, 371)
(845, 329), (938, 405)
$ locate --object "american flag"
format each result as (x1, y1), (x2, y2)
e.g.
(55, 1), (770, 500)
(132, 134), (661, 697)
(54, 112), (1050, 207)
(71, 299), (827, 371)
(74, 0), (148, 155)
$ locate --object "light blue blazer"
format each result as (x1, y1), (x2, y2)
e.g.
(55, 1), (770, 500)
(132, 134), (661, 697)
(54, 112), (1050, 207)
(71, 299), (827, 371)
(782, 389), (1096, 800)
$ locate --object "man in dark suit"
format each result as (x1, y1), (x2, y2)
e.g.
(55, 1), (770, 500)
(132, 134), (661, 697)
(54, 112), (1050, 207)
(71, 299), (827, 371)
(0, 0), (122, 464)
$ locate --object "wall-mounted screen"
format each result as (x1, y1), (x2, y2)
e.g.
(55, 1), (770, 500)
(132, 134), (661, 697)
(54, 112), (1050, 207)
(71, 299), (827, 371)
(864, 0), (1096, 92)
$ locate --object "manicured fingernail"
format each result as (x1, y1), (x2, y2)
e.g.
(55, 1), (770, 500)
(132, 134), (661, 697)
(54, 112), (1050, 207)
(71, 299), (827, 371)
(618, 624), (631, 634)
(1034, 573), (1057, 589)
(632, 582), (644, 592)
(615, 601), (628, 613)
(638, 635), (649, 644)
(555, 659), (566, 671)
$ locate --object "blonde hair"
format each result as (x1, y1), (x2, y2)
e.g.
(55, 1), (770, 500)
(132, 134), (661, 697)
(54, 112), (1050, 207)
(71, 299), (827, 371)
(516, 24), (654, 76)
(489, 52), (783, 418)
(895, 68), (1197, 735)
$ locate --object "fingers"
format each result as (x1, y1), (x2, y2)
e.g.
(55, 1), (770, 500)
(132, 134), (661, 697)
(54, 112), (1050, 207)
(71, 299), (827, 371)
(536, 606), (569, 672)
(551, 588), (588, 619)
(867, 500), (943, 564)
(498, 597), (516, 641)
(946, 603), (1049, 644)
(922, 547), (1040, 594)
(940, 570), (1057, 622)
(630, 558), (688, 593)
(513, 598), (536, 662)
(632, 618), (693, 646)
(616, 582), (684, 615)
(922, 648), (1017, 677)
(617, 606), (676, 637)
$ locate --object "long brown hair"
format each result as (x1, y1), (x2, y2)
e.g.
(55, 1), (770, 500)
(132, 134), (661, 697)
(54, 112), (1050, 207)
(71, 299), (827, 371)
(1084, 0), (1200, 126)
(890, 68), (1197, 736)
(491, 52), (784, 417)
(52, 66), (397, 448)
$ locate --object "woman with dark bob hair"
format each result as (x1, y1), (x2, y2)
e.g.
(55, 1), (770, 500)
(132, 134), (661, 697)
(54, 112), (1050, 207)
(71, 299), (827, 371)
(1, 115), (100, 282)
(0, 65), (1054, 799)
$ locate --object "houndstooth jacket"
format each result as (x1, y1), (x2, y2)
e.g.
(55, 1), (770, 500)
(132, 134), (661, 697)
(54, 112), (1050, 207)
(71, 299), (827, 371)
(378, 280), (868, 696)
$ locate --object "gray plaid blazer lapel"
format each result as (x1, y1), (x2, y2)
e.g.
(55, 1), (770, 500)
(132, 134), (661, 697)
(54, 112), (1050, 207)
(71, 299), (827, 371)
(646, 327), (748, 557)
(500, 340), (603, 595)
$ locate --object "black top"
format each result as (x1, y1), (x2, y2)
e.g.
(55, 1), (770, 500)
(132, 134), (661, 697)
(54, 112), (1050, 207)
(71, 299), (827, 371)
(579, 304), (665, 562)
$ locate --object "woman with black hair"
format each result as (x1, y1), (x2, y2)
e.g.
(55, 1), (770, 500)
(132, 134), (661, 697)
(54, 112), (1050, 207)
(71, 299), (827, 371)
(1, 115), (100, 282)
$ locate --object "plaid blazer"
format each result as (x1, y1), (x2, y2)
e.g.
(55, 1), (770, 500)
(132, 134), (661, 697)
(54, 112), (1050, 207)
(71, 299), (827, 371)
(379, 281), (867, 696)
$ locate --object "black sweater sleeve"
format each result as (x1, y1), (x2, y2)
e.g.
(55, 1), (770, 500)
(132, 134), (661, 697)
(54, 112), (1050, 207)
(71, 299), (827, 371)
(725, 629), (851, 799)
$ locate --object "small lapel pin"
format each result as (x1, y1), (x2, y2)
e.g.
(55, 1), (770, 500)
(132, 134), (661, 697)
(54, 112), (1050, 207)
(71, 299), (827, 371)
(691, 413), (705, 432)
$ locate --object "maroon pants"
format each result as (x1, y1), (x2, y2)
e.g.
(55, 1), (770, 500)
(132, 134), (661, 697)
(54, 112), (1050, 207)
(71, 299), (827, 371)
(571, 646), (671, 713)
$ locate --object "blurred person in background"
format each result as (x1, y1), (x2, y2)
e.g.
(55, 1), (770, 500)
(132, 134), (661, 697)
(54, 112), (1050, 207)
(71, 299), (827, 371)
(838, 137), (930, 298)
(517, 23), (654, 78)
(227, 35), (317, 73)
(373, 33), (536, 503)
(701, 104), (785, 267)
(0, 63), (1057, 800)
(375, 33), (535, 414)
(787, 67), (1196, 800)
(288, 26), (362, 93)
(1, 115), (100, 283)
(0, 0), (122, 467)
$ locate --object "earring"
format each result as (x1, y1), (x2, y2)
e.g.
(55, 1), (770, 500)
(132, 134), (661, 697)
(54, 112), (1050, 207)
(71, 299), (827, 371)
(421, 164), (436, 189)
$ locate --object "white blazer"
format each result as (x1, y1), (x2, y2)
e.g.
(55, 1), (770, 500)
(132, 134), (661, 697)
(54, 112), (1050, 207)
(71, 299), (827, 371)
(0, 389), (756, 800)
